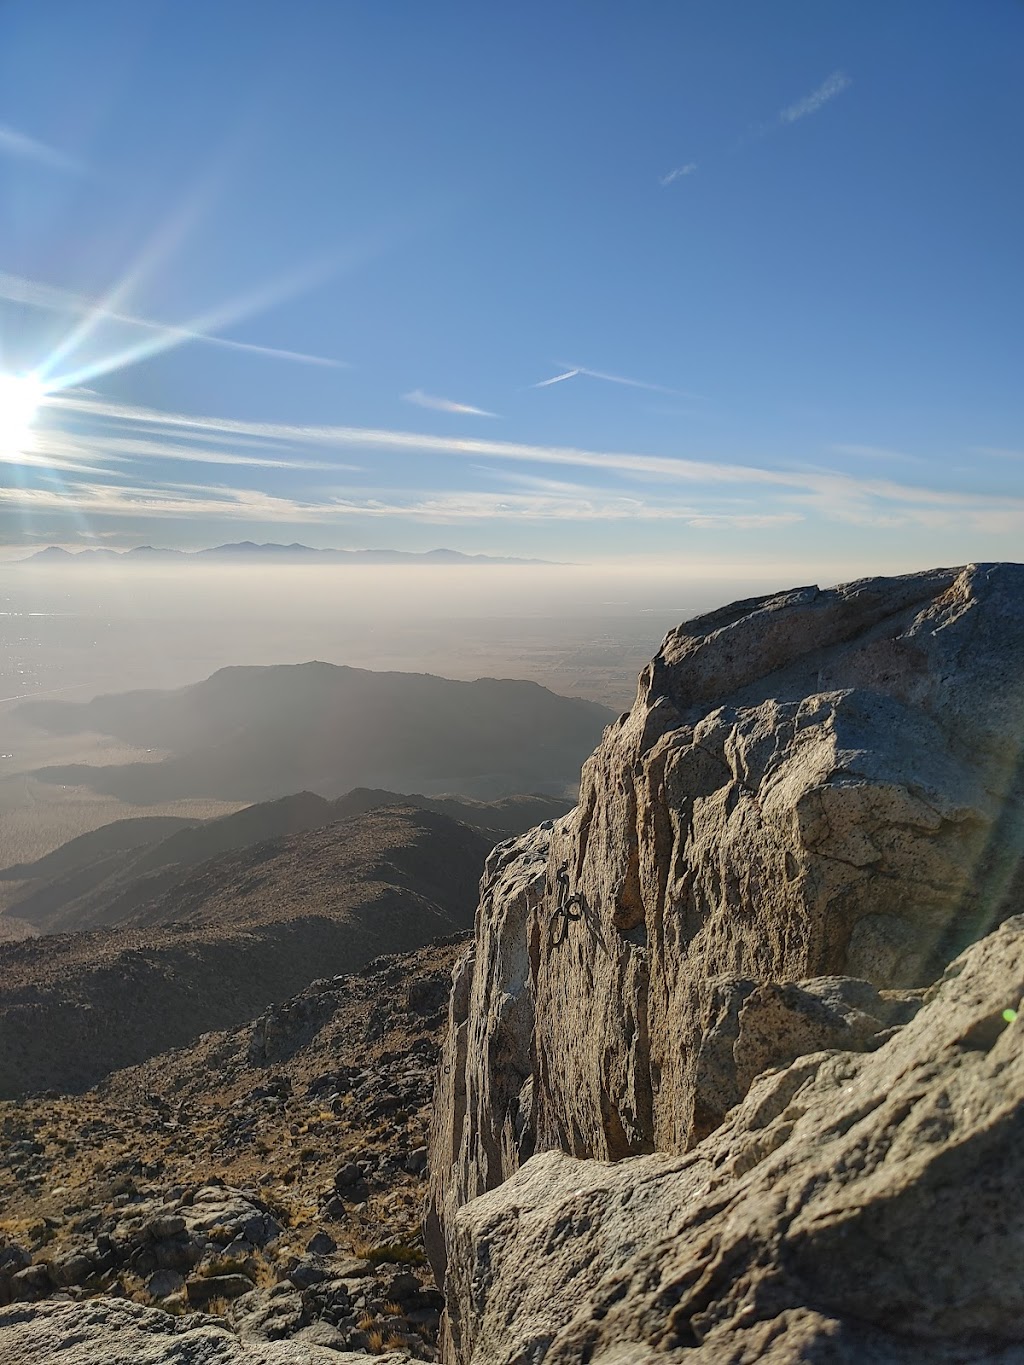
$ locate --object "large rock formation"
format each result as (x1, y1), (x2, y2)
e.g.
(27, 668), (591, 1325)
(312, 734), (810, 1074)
(443, 917), (1024, 1363)
(427, 564), (1024, 1357)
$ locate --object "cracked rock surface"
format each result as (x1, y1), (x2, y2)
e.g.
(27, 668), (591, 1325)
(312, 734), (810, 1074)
(0, 1296), (384, 1362)
(444, 915), (1024, 1363)
(427, 565), (1024, 1358)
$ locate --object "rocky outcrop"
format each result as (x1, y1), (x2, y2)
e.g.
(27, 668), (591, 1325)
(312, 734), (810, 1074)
(427, 564), (1024, 1355)
(0, 1297), (386, 1362)
(442, 916), (1024, 1363)
(424, 829), (550, 1277)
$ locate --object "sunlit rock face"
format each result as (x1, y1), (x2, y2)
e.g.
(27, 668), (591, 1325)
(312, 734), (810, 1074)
(443, 917), (1024, 1364)
(427, 563), (1024, 1304)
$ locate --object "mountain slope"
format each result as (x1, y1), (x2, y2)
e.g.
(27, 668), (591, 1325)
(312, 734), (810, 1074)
(0, 788), (572, 935)
(0, 805), (490, 1097)
(0, 934), (466, 1355)
(19, 662), (614, 803)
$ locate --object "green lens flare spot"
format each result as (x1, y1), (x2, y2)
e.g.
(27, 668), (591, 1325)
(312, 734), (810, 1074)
(1002, 1008), (1018, 1024)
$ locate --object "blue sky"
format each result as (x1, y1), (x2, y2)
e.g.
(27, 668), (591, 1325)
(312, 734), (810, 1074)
(0, 0), (1022, 568)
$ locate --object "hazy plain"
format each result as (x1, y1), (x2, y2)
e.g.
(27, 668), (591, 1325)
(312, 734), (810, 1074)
(0, 561), (793, 862)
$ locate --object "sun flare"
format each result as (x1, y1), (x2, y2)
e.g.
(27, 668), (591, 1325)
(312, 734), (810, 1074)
(0, 372), (45, 456)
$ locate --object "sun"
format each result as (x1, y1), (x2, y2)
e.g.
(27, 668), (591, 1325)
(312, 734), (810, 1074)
(0, 372), (46, 456)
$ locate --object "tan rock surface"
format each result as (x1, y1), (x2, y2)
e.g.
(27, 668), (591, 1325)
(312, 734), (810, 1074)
(0, 1297), (387, 1363)
(424, 829), (549, 1280)
(535, 564), (1024, 1164)
(427, 564), (1024, 1355)
(443, 916), (1024, 1363)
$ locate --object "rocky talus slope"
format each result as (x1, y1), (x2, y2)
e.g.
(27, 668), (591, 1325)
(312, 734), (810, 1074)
(428, 564), (1024, 1362)
(0, 938), (466, 1362)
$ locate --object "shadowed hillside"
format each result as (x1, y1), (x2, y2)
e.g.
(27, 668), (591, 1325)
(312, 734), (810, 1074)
(19, 662), (614, 803)
(0, 788), (572, 935)
(0, 805), (491, 1097)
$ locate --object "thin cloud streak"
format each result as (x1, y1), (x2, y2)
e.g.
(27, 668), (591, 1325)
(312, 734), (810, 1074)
(402, 389), (497, 417)
(46, 391), (1024, 528)
(33, 425), (349, 472)
(0, 270), (349, 378)
(531, 369), (580, 389)
(15, 465), (1024, 535)
(659, 162), (697, 187)
(0, 124), (85, 174)
(532, 364), (693, 397)
(779, 71), (852, 125)
(0, 479), (805, 526)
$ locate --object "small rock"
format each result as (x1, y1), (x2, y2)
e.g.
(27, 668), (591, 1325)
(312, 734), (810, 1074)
(305, 1231), (336, 1256)
(287, 1257), (329, 1289)
(185, 1273), (254, 1305)
(404, 1146), (428, 1175)
(49, 1253), (93, 1288)
(331, 1257), (371, 1279)
(294, 1319), (348, 1349)
(378, 1269), (422, 1302)
(146, 1268), (185, 1300)
(9, 1263), (52, 1300)
(144, 1214), (185, 1241)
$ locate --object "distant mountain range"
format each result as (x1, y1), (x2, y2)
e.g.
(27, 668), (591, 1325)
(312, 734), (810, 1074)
(19, 661), (614, 803)
(21, 542), (555, 565)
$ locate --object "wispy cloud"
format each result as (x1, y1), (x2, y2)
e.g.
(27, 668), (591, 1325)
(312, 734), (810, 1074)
(0, 478), (804, 527)
(23, 391), (1024, 538)
(531, 364), (691, 397)
(659, 162), (697, 187)
(0, 481), (333, 523)
(778, 71), (852, 125)
(531, 369), (580, 389)
(47, 390), (795, 487)
(32, 425), (351, 473)
(0, 123), (85, 174)
(402, 389), (497, 417)
(0, 269), (349, 378)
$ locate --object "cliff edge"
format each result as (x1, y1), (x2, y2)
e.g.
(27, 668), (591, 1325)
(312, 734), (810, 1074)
(427, 564), (1024, 1362)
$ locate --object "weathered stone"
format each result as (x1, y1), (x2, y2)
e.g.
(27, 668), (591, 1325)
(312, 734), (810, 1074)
(8, 1262), (52, 1300)
(286, 1257), (329, 1289)
(46, 1251), (94, 1288)
(185, 1190), (281, 1248)
(428, 565), (1024, 1288)
(332, 1162), (362, 1190)
(376, 1269), (422, 1302)
(185, 1272), (254, 1305)
(146, 1268), (185, 1300)
(425, 827), (549, 1280)
(0, 1296), (381, 1361)
(443, 917), (1024, 1363)
(144, 1214), (186, 1241)
(689, 972), (923, 1139)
